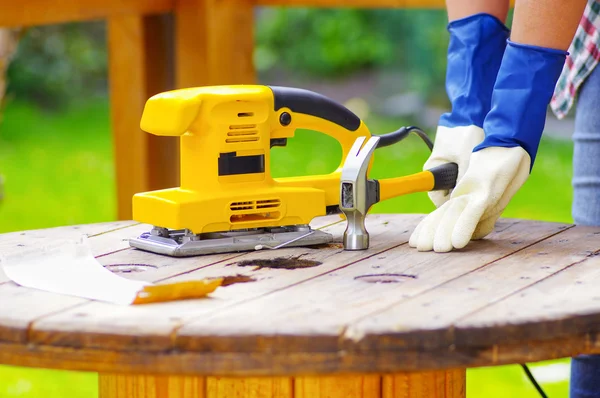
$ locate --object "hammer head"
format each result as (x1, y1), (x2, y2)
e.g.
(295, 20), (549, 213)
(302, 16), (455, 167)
(339, 136), (381, 250)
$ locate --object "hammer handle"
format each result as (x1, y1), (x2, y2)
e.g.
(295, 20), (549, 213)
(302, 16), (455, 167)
(377, 162), (458, 202)
(428, 162), (459, 191)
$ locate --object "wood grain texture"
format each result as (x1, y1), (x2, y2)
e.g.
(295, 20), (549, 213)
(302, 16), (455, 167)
(99, 373), (206, 398)
(108, 15), (148, 221)
(0, 0), (173, 28)
(0, 215), (341, 350)
(255, 0), (445, 6)
(206, 377), (292, 398)
(28, 214), (418, 352)
(0, 283), (87, 343)
(175, 0), (255, 88)
(108, 14), (177, 221)
(175, 219), (566, 354)
(5, 215), (600, 376)
(347, 222), (589, 351)
(254, 0), (514, 6)
(381, 369), (466, 398)
(455, 226), (600, 347)
(2, 0), (516, 28)
(294, 375), (381, 398)
(1, 335), (599, 376)
(99, 372), (463, 398)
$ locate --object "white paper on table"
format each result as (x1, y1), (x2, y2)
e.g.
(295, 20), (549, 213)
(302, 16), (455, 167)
(0, 236), (150, 305)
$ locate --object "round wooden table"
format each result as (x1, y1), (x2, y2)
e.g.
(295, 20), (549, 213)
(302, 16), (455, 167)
(0, 213), (599, 397)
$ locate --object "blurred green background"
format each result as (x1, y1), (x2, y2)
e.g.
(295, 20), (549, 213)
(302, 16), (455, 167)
(0, 7), (577, 397)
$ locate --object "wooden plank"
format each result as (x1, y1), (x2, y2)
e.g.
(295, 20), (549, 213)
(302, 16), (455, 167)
(108, 14), (178, 221)
(0, 283), (88, 344)
(381, 369), (465, 398)
(27, 214), (419, 352)
(455, 225), (600, 347)
(173, 219), (568, 355)
(174, 0), (256, 88)
(0, 0), (516, 28)
(99, 373), (207, 398)
(255, 0), (446, 6)
(0, 220), (153, 343)
(1, 335), (595, 376)
(0, 220), (136, 243)
(206, 377), (292, 398)
(294, 375), (380, 398)
(0, 215), (339, 346)
(108, 15), (148, 221)
(142, 14), (180, 192)
(98, 371), (464, 398)
(0, 0), (173, 28)
(255, 0), (515, 6)
(2, 216), (596, 375)
(345, 224), (597, 353)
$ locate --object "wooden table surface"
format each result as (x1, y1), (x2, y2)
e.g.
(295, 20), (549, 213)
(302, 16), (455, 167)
(1, 213), (599, 397)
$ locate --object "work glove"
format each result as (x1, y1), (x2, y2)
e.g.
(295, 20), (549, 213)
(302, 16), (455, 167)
(425, 13), (509, 208)
(410, 40), (568, 252)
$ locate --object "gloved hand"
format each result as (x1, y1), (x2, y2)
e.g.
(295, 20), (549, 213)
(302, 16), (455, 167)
(425, 13), (509, 208)
(410, 40), (568, 252)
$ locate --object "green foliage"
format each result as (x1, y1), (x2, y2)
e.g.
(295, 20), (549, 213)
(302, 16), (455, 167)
(254, 7), (451, 101)
(5, 22), (107, 109)
(254, 8), (396, 77)
(0, 98), (115, 233)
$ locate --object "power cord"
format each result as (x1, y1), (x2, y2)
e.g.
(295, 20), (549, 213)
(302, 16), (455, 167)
(521, 364), (548, 397)
(375, 125), (434, 151)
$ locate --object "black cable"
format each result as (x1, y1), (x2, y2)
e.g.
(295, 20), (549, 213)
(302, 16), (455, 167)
(521, 364), (548, 398)
(375, 125), (434, 151)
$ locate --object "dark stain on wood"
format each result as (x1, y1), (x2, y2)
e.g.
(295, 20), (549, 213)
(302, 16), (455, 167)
(220, 274), (256, 286)
(230, 256), (322, 270)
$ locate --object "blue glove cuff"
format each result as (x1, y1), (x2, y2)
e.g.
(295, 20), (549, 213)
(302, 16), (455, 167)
(439, 13), (509, 129)
(473, 40), (568, 169)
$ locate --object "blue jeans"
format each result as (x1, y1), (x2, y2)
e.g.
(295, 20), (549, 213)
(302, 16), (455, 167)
(570, 63), (600, 397)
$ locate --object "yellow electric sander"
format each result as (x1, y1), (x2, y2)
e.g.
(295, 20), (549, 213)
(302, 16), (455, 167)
(129, 85), (430, 256)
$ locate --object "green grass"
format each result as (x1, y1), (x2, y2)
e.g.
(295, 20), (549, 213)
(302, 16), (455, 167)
(0, 99), (115, 234)
(0, 98), (575, 397)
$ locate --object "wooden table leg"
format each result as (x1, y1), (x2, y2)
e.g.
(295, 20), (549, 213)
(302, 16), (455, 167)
(98, 370), (466, 398)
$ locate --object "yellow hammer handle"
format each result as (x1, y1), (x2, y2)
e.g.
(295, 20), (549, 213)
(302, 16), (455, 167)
(379, 162), (458, 202)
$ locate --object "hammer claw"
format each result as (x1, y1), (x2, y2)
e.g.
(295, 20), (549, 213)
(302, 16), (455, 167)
(341, 136), (380, 181)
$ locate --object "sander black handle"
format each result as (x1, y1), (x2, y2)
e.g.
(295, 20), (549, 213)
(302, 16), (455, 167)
(268, 86), (361, 132)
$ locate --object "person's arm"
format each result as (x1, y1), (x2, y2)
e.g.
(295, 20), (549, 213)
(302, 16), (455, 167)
(444, 0), (586, 48)
(410, 0), (588, 253)
(511, 0), (587, 50)
(445, 0), (509, 23)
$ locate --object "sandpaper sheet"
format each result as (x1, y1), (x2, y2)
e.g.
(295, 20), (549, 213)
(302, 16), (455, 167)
(0, 236), (150, 305)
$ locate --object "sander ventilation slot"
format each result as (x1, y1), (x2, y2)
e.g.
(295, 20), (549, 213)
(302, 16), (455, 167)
(227, 124), (259, 143)
(230, 199), (280, 212)
(230, 199), (281, 223)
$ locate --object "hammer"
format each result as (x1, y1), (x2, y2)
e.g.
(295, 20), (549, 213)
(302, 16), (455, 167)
(339, 136), (459, 250)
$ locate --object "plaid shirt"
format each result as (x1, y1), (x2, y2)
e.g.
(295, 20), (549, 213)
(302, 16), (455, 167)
(551, 0), (600, 119)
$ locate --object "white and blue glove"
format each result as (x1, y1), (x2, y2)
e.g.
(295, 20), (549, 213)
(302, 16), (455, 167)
(424, 13), (509, 208)
(410, 38), (567, 252)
